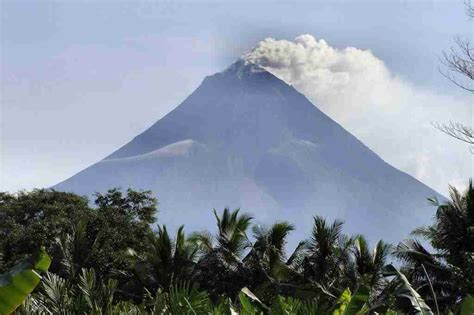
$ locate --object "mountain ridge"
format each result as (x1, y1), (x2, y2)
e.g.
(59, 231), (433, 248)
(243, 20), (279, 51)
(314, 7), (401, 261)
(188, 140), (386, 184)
(54, 60), (442, 246)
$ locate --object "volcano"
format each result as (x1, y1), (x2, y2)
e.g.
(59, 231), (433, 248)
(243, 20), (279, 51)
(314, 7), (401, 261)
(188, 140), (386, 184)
(54, 60), (440, 245)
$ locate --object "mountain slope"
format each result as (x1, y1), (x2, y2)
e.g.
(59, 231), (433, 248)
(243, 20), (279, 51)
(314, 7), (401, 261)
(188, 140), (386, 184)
(54, 60), (441, 246)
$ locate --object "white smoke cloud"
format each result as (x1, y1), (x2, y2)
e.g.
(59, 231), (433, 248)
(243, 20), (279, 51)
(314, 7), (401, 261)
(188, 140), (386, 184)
(243, 34), (473, 195)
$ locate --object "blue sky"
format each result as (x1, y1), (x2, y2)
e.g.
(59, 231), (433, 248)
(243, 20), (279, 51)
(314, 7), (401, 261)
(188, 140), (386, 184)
(1, 0), (472, 193)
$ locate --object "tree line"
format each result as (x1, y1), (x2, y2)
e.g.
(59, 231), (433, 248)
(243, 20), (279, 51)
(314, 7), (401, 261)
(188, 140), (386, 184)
(0, 181), (473, 314)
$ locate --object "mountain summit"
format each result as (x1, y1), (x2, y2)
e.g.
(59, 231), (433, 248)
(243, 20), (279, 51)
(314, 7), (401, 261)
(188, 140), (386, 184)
(55, 60), (440, 245)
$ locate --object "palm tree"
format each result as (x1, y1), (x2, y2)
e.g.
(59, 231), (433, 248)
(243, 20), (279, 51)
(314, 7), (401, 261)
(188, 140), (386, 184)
(393, 239), (454, 312)
(54, 218), (95, 280)
(246, 222), (295, 278)
(394, 179), (474, 312)
(213, 208), (253, 258)
(134, 225), (198, 292)
(423, 180), (474, 271)
(242, 222), (300, 300)
(19, 268), (119, 314)
(298, 216), (355, 301)
(352, 235), (390, 291)
(190, 208), (253, 299)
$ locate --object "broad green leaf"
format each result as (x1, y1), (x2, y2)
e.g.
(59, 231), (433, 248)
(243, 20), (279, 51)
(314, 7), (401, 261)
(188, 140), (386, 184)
(459, 295), (474, 315)
(332, 288), (352, 315)
(239, 292), (258, 314)
(240, 287), (269, 310)
(332, 287), (369, 315)
(239, 287), (268, 314)
(383, 264), (433, 315)
(0, 248), (51, 315)
(344, 286), (369, 315)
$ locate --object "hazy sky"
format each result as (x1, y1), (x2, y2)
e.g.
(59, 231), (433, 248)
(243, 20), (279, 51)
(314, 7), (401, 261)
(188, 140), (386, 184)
(1, 0), (473, 194)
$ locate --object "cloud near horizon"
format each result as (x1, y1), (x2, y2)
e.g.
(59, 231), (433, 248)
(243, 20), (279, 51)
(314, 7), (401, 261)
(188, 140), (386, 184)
(243, 34), (472, 194)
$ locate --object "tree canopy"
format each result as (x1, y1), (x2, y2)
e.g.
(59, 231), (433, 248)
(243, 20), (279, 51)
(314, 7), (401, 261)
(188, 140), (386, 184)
(0, 181), (473, 314)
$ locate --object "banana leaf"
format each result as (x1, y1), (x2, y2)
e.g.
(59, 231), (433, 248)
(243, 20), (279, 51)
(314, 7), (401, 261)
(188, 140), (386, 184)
(383, 264), (433, 315)
(332, 286), (369, 315)
(0, 248), (51, 315)
(459, 295), (474, 315)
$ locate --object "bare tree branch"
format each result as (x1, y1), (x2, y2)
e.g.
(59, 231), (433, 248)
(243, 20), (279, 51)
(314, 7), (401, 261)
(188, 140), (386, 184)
(434, 1), (474, 153)
(432, 121), (474, 145)
(466, 0), (474, 18)
(439, 36), (474, 93)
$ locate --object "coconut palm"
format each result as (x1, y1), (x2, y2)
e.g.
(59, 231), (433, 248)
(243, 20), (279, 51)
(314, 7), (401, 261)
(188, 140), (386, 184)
(394, 180), (474, 312)
(213, 208), (253, 258)
(392, 239), (453, 313)
(131, 225), (198, 294)
(242, 222), (305, 301)
(190, 208), (253, 299)
(423, 180), (474, 275)
(246, 222), (295, 279)
(302, 216), (354, 294)
(352, 235), (391, 291)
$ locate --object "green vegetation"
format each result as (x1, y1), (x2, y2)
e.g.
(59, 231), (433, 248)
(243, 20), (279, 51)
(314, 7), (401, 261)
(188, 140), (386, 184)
(0, 248), (50, 314)
(0, 181), (473, 314)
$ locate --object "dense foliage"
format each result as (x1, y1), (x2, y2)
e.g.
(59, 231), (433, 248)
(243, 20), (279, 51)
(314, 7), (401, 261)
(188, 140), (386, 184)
(0, 181), (473, 314)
